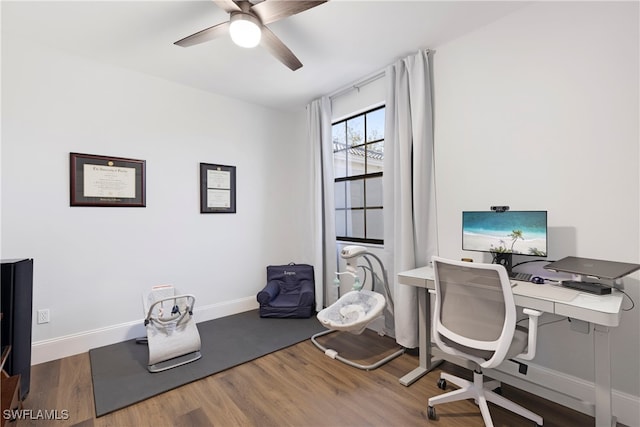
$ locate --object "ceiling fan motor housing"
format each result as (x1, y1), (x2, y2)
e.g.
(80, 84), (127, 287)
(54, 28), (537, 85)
(229, 12), (262, 48)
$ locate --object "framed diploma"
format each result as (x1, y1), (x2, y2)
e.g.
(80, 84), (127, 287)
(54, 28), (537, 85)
(70, 153), (146, 207)
(200, 163), (236, 213)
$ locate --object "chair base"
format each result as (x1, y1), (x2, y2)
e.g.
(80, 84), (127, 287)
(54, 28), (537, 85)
(427, 370), (543, 427)
(311, 329), (405, 371)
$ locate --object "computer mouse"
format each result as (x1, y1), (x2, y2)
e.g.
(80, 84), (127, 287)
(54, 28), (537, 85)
(531, 276), (545, 285)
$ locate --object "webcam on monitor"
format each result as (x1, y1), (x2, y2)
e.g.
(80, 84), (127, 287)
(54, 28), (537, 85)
(490, 206), (510, 212)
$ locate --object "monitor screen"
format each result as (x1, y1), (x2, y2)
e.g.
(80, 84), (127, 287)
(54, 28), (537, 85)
(462, 211), (547, 257)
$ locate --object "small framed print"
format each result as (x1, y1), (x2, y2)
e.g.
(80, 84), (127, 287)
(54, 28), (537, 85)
(70, 152), (146, 207)
(200, 163), (236, 213)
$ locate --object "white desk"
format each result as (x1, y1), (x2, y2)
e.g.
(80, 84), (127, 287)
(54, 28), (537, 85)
(398, 266), (624, 427)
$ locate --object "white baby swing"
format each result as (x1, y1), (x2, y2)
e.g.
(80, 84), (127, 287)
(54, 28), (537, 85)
(311, 245), (404, 370)
(137, 284), (202, 372)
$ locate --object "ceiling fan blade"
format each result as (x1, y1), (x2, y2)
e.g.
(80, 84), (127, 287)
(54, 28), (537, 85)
(174, 21), (231, 47)
(212, 0), (242, 13)
(251, 0), (327, 25)
(260, 25), (303, 71)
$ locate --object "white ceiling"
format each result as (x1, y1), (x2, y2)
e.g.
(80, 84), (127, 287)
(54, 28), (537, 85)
(2, 1), (530, 112)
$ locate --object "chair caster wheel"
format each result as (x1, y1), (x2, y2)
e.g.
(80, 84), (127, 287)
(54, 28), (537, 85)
(427, 406), (436, 420)
(437, 378), (447, 390)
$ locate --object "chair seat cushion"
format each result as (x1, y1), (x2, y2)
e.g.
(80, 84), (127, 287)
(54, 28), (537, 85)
(268, 294), (302, 308)
(440, 325), (529, 361)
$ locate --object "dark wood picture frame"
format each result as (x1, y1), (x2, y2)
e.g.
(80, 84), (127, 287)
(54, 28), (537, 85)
(200, 163), (236, 213)
(70, 152), (146, 207)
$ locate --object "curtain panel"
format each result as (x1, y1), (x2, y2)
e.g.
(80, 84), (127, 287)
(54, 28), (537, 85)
(306, 97), (337, 310)
(384, 50), (438, 348)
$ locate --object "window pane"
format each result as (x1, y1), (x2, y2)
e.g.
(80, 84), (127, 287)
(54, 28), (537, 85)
(366, 142), (384, 174)
(347, 116), (364, 147)
(366, 209), (384, 240)
(333, 149), (348, 178)
(347, 147), (366, 176)
(346, 180), (364, 208)
(366, 108), (385, 142)
(334, 181), (346, 209)
(366, 176), (383, 207)
(335, 210), (346, 236)
(332, 122), (346, 149)
(332, 105), (385, 244)
(346, 209), (364, 239)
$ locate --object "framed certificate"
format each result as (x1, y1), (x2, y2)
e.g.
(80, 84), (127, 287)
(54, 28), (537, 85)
(200, 163), (236, 213)
(70, 153), (146, 207)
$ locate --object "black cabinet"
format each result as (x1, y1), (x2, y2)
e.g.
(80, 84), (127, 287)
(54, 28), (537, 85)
(1, 258), (33, 400)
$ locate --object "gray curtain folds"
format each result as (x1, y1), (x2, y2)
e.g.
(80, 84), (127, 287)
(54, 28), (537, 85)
(384, 50), (438, 348)
(307, 97), (337, 310)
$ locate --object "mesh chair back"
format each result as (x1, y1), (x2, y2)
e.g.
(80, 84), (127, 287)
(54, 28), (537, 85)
(432, 257), (517, 367)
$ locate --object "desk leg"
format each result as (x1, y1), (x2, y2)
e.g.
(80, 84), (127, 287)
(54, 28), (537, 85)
(399, 287), (442, 386)
(594, 324), (616, 427)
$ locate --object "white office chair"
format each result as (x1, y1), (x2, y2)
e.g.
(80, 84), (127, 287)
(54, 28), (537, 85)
(427, 256), (543, 427)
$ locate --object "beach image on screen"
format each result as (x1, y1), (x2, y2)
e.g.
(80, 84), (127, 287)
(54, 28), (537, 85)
(462, 211), (547, 256)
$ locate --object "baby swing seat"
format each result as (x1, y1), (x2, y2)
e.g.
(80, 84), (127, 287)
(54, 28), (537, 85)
(315, 290), (386, 334)
(142, 284), (202, 373)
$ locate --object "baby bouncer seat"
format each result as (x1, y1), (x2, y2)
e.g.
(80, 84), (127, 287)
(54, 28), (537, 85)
(140, 284), (202, 372)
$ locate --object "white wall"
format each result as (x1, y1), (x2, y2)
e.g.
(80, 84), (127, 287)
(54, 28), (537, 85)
(433, 0), (639, 403)
(331, 76), (386, 121)
(1, 38), (311, 362)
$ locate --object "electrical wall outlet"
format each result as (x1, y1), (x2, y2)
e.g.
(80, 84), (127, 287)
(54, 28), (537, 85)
(37, 309), (50, 324)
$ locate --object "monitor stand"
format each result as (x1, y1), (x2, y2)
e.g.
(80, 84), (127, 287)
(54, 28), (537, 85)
(492, 252), (513, 275)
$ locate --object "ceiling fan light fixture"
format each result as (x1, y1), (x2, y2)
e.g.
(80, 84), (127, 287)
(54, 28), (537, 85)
(229, 13), (262, 48)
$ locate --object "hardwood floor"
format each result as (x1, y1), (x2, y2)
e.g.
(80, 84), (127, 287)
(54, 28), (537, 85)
(19, 330), (596, 427)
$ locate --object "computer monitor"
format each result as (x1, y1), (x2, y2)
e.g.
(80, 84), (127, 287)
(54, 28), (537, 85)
(462, 210), (548, 273)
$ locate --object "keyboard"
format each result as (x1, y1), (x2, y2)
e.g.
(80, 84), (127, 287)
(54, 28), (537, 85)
(509, 272), (532, 281)
(560, 280), (612, 295)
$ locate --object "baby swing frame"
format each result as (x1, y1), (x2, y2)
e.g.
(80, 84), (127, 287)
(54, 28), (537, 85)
(311, 247), (404, 370)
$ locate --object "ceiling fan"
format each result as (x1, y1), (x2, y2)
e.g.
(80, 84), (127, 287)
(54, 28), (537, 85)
(174, 0), (327, 71)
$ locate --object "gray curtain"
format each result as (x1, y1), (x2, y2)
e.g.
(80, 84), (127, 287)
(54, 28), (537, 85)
(306, 96), (337, 310)
(383, 50), (438, 348)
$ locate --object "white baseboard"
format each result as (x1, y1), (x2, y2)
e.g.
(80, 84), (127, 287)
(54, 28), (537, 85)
(433, 348), (639, 426)
(489, 360), (640, 426)
(31, 297), (258, 365)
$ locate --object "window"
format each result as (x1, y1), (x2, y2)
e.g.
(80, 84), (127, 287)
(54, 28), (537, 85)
(332, 106), (384, 244)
